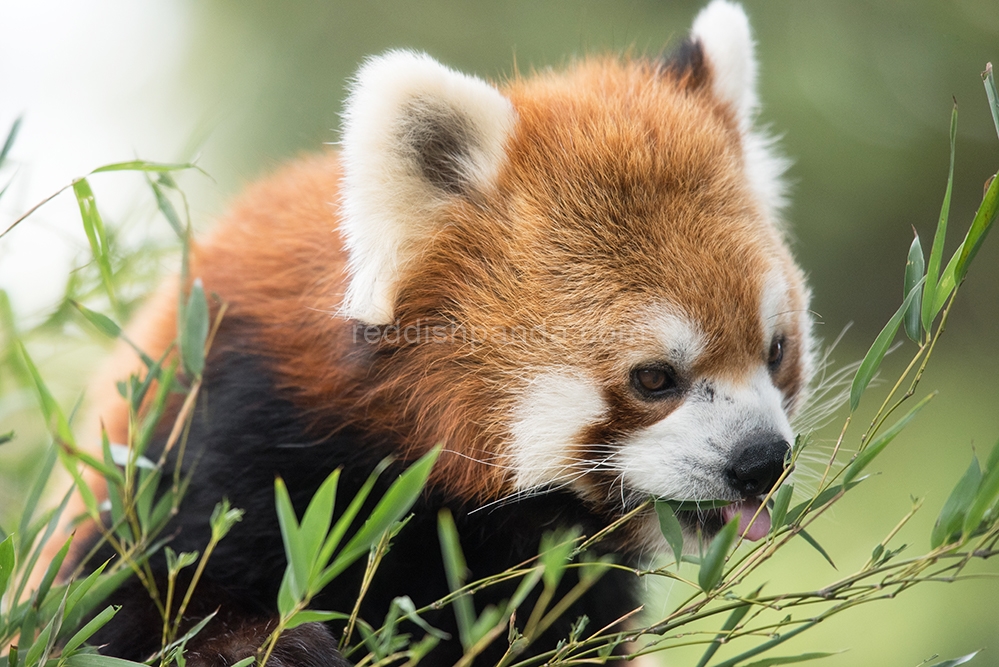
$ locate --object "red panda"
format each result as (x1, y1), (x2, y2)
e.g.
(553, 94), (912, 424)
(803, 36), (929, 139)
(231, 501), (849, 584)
(65, 1), (814, 665)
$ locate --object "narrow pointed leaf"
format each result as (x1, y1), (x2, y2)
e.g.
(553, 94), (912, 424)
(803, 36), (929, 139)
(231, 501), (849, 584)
(438, 509), (475, 649)
(742, 653), (837, 667)
(904, 232), (924, 342)
(72, 178), (117, 309)
(922, 104), (957, 333)
(851, 277), (925, 411)
(148, 175), (185, 238)
(932, 456), (982, 548)
(698, 516), (739, 592)
(963, 438), (999, 537)
(90, 159), (202, 174)
(0, 534), (14, 597)
(0, 116), (22, 167)
(769, 484), (794, 536)
(180, 278), (209, 378)
(0, 430), (12, 445)
(954, 170), (999, 283)
(654, 500), (684, 566)
(844, 392), (935, 485)
(285, 610), (350, 629)
(928, 651), (980, 667)
(984, 63), (999, 141)
(299, 470), (339, 573)
(798, 528), (836, 569)
(274, 477), (308, 600)
(62, 605), (118, 655)
(71, 301), (121, 338)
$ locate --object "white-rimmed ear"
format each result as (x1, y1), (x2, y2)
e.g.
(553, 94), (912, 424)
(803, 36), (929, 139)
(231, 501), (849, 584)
(691, 0), (789, 222)
(691, 0), (758, 128)
(339, 50), (516, 325)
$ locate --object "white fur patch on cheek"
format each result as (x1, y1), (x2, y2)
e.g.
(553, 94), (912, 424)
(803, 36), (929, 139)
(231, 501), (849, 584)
(617, 368), (794, 501)
(508, 371), (606, 490)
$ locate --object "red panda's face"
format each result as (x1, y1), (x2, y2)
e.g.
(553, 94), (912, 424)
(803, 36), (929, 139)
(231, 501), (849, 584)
(338, 1), (814, 543)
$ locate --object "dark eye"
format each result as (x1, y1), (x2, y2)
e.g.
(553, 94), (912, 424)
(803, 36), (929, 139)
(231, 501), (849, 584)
(768, 336), (785, 371)
(631, 365), (679, 399)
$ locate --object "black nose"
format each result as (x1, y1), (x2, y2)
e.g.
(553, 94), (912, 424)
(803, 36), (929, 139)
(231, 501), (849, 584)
(726, 439), (790, 497)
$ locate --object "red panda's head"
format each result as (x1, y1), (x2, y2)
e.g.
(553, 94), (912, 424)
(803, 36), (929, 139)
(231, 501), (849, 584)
(337, 1), (814, 544)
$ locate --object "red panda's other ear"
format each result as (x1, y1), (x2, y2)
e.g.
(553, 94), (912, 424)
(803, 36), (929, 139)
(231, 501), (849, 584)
(339, 50), (516, 325)
(690, 0), (758, 131)
(690, 1), (789, 226)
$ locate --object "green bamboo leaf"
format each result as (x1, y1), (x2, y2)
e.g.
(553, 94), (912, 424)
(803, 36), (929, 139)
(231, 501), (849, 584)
(963, 438), (999, 537)
(65, 653), (150, 666)
(930, 246), (961, 320)
(984, 63), (999, 141)
(654, 500), (684, 566)
(0, 116), (22, 167)
(298, 470), (340, 574)
(904, 232), (924, 342)
(954, 170), (999, 283)
(844, 392), (936, 485)
(799, 528), (836, 569)
(147, 175), (185, 239)
(698, 516), (739, 592)
(922, 104), (957, 334)
(230, 658), (256, 667)
(741, 653), (838, 667)
(61, 605), (118, 655)
(71, 301), (122, 338)
(695, 588), (761, 667)
(314, 461), (387, 584)
(0, 534), (14, 597)
(72, 178), (117, 309)
(769, 484), (794, 536)
(90, 159), (202, 175)
(285, 610), (350, 629)
(932, 456), (982, 548)
(666, 499), (730, 512)
(274, 477), (308, 601)
(851, 277), (926, 411)
(324, 448), (439, 583)
(0, 430), (12, 445)
(17, 340), (75, 446)
(928, 651), (980, 667)
(438, 509), (475, 649)
(180, 278), (209, 378)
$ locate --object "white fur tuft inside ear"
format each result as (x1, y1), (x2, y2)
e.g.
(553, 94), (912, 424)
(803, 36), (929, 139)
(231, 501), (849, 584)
(691, 0), (758, 127)
(339, 50), (515, 324)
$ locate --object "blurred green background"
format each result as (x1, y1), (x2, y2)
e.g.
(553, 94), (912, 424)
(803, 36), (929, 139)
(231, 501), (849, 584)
(1, 0), (998, 665)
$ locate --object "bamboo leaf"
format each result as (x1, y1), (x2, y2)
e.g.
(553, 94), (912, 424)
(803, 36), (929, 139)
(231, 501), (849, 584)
(147, 175), (185, 239)
(65, 654), (149, 667)
(769, 484), (794, 536)
(90, 159), (202, 175)
(654, 500), (684, 566)
(844, 392), (935, 485)
(0, 430), (13, 446)
(904, 232), (925, 342)
(984, 63), (999, 141)
(274, 477), (308, 601)
(851, 277), (925, 411)
(61, 605), (118, 655)
(928, 651), (980, 667)
(0, 115), (22, 167)
(741, 653), (838, 667)
(438, 509), (475, 649)
(0, 534), (14, 598)
(298, 469), (339, 576)
(698, 516), (738, 592)
(71, 301), (122, 338)
(964, 438), (999, 537)
(932, 456), (982, 548)
(922, 104), (957, 334)
(798, 528), (836, 569)
(180, 278), (209, 378)
(954, 170), (999, 283)
(72, 178), (117, 309)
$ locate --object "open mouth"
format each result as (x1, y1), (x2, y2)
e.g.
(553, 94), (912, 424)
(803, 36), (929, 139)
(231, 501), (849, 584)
(676, 497), (772, 542)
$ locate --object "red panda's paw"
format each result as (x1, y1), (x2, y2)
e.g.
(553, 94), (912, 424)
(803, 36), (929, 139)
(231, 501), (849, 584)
(185, 619), (350, 667)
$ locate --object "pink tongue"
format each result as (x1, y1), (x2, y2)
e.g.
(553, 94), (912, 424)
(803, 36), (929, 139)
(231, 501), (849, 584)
(722, 499), (771, 541)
